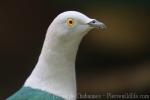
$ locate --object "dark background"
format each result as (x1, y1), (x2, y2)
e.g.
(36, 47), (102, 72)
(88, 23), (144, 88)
(0, 0), (150, 99)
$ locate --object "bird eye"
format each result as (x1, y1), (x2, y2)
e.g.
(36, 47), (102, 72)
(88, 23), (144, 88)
(66, 18), (75, 27)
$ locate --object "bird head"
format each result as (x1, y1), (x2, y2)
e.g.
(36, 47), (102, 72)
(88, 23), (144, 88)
(47, 11), (106, 41)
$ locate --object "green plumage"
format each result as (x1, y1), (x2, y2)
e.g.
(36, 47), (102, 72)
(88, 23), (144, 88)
(7, 86), (64, 100)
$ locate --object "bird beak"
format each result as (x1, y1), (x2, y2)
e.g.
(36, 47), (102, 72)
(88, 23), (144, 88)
(88, 19), (106, 30)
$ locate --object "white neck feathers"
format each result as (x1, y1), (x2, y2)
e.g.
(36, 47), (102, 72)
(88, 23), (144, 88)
(24, 28), (83, 100)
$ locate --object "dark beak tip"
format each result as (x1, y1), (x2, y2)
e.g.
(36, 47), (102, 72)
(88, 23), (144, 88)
(99, 24), (107, 30)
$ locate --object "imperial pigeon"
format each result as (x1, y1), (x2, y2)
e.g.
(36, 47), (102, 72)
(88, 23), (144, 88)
(7, 11), (106, 100)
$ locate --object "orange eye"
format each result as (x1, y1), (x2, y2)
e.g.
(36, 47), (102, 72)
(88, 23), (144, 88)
(66, 18), (75, 27)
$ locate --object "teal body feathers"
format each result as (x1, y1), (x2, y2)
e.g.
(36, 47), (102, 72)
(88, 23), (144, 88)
(7, 87), (64, 100)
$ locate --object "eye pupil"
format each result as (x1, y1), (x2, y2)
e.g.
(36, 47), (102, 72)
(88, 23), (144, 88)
(69, 20), (73, 24)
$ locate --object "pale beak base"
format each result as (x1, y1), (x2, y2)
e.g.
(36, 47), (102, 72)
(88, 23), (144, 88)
(88, 19), (106, 30)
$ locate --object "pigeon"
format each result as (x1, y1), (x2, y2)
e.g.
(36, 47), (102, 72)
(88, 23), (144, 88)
(7, 11), (106, 100)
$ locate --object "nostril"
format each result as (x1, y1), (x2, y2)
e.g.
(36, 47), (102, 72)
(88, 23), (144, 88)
(92, 20), (96, 23)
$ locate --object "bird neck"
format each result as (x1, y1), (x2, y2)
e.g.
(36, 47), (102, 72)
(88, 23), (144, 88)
(24, 33), (83, 100)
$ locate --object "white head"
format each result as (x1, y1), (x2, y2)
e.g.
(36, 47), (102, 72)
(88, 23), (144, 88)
(25, 11), (106, 100)
(47, 11), (106, 41)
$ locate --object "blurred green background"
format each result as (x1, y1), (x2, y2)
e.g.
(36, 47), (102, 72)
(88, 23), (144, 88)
(0, 0), (150, 99)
